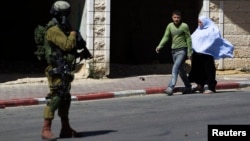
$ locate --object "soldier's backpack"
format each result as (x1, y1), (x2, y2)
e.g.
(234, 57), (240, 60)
(34, 22), (55, 61)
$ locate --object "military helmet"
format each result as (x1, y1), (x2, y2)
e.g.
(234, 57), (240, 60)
(50, 0), (71, 17)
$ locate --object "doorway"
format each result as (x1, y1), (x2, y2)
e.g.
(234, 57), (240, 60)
(110, 0), (202, 65)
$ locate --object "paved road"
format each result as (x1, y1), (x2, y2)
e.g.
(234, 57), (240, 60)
(0, 89), (250, 141)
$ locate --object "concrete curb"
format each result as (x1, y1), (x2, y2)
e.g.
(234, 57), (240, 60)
(1, 81), (250, 109)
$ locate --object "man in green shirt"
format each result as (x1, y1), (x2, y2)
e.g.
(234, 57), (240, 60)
(156, 10), (192, 96)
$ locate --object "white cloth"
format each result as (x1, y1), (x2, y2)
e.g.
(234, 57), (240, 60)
(191, 16), (234, 59)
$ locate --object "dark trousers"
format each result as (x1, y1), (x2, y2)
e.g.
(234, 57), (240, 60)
(188, 51), (217, 92)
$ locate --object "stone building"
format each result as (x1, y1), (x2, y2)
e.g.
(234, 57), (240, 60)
(1, 0), (249, 78)
(79, 0), (250, 78)
(204, 0), (250, 71)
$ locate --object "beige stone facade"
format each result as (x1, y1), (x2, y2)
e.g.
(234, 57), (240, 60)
(76, 0), (110, 78)
(204, 0), (250, 71)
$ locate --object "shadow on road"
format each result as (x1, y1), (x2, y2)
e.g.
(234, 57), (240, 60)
(57, 130), (118, 139)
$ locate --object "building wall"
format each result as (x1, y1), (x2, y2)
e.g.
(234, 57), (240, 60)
(82, 0), (110, 78)
(79, 0), (250, 78)
(1, 0), (249, 77)
(74, 0), (110, 78)
(209, 0), (250, 70)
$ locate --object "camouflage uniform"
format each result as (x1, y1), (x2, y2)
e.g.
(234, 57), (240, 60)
(43, 24), (76, 120)
(41, 14), (79, 139)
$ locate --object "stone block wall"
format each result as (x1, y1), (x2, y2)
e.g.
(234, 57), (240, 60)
(86, 0), (107, 78)
(210, 0), (250, 71)
(76, 0), (110, 78)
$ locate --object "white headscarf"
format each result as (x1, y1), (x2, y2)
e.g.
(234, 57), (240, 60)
(191, 16), (234, 59)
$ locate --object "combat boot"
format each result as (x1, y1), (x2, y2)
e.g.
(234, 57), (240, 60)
(59, 118), (78, 138)
(41, 119), (56, 140)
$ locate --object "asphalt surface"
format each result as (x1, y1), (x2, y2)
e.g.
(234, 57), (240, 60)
(1, 70), (250, 108)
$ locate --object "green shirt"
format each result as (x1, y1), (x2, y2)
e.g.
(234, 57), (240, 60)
(157, 22), (192, 57)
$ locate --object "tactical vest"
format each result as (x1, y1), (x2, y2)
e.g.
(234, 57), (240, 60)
(44, 22), (77, 70)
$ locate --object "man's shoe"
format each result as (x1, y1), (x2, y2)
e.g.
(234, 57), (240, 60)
(203, 89), (215, 94)
(60, 128), (78, 138)
(41, 119), (56, 140)
(60, 118), (79, 138)
(192, 84), (204, 93)
(164, 89), (173, 96)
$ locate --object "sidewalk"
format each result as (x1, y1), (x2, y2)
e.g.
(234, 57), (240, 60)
(1, 70), (250, 109)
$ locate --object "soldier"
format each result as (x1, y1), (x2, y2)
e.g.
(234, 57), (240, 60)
(41, 0), (80, 139)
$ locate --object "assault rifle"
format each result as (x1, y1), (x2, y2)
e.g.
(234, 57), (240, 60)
(75, 32), (93, 62)
(48, 56), (73, 97)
